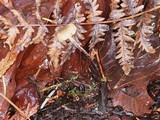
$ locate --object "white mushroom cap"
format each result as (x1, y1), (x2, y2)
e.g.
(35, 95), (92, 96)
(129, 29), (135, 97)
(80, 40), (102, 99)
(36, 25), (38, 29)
(55, 23), (77, 42)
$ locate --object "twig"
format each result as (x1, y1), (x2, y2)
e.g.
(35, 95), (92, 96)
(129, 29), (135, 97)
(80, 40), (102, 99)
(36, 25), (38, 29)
(113, 74), (125, 89)
(83, 5), (160, 25)
(40, 76), (78, 92)
(0, 93), (27, 119)
(95, 50), (108, 81)
(40, 81), (62, 92)
(28, 76), (41, 99)
(62, 105), (76, 112)
(34, 68), (41, 78)
(13, 5), (160, 27)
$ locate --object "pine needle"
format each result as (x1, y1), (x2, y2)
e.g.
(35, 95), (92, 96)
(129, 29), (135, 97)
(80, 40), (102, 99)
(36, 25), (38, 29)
(0, 93), (27, 119)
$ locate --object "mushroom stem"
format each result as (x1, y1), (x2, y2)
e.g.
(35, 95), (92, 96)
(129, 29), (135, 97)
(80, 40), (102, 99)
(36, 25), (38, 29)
(69, 37), (91, 58)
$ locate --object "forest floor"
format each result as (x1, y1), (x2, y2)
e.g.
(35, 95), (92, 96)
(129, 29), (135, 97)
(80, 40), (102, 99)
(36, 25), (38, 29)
(28, 78), (160, 120)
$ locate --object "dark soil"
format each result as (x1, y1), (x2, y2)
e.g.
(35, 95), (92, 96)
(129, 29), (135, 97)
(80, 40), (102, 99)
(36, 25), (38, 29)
(30, 80), (160, 120)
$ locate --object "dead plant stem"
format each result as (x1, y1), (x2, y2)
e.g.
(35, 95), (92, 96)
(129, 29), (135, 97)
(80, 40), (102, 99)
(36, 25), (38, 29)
(14, 5), (160, 27)
(0, 93), (27, 119)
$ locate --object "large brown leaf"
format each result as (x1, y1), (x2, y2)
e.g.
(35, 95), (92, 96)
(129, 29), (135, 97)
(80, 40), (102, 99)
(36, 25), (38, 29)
(99, 9), (160, 116)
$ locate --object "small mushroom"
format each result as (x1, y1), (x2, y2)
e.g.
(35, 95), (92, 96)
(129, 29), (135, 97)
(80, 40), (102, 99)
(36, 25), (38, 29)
(55, 23), (90, 58)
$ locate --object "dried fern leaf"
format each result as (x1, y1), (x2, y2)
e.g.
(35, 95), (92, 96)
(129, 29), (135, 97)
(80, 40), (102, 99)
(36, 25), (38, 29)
(48, 41), (65, 69)
(0, 0), (13, 8)
(60, 43), (75, 66)
(16, 26), (34, 51)
(113, 20), (135, 75)
(73, 3), (87, 40)
(52, 0), (64, 24)
(136, 13), (155, 53)
(0, 24), (33, 77)
(9, 9), (34, 50)
(0, 50), (19, 78)
(0, 3), (34, 77)
(122, 0), (144, 15)
(4, 26), (19, 49)
(10, 9), (28, 26)
(48, 0), (64, 69)
(32, 26), (48, 44)
(0, 15), (12, 26)
(48, 2), (88, 68)
(110, 0), (144, 75)
(60, 3), (87, 65)
(0, 15), (19, 49)
(0, 29), (7, 39)
(33, 0), (48, 44)
(154, 0), (160, 5)
(83, 0), (109, 57)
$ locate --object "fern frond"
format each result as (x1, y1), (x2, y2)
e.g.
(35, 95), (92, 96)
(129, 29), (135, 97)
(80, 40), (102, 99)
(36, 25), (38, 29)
(10, 9), (28, 26)
(0, 29), (7, 39)
(52, 0), (64, 24)
(83, 0), (109, 57)
(60, 43), (75, 66)
(84, 0), (104, 22)
(110, 0), (144, 19)
(73, 3), (87, 40)
(48, 2), (89, 68)
(48, 0), (64, 69)
(32, 26), (48, 44)
(4, 26), (19, 49)
(16, 26), (34, 51)
(48, 41), (64, 69)
(0, 15), (20, 49)
(0, 50), (19, 78)
(154, 0), (160, 5)
(0, 0), (13, 8)
(0, 2), (34, 77)
(136, 13), (155, 53)
(9, 9), (35, 51)
(113, 20), (135, 75)
(110, 0), (144, 75)
(33, 0), (48, 44)
(60, 3), (87, 65)
(123, 0), (144, 15)
(0, 15), (12, 25)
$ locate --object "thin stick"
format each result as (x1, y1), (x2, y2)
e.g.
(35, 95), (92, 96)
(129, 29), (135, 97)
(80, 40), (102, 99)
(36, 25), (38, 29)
(69, 37), (91, 58)
(2, 76), (6, 96)
(34, 68), (41, 78)
(95, 50), (107, 81)
(113, 74), (125, 89)
(0, 93), (27, 118)
(14, 5), (160, 27)
(81, 5), (160, 25)
(40, 79), (72, 92)
(40, 75), (79, 92)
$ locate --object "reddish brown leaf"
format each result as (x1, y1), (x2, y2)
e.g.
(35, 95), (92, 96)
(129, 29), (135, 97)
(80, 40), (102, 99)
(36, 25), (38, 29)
(109, 79), (154, 115)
